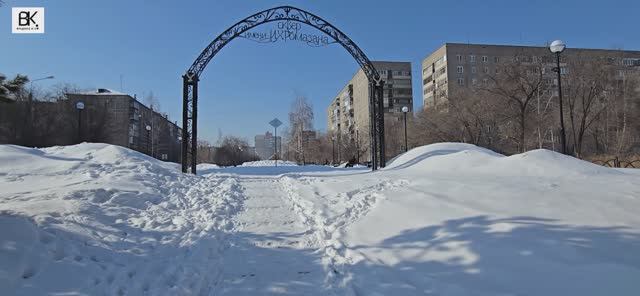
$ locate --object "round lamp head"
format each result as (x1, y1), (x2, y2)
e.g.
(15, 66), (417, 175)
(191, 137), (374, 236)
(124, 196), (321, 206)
(549, 40), (566, 53)
(145, 125), (151, 131)
(402, 106), (409, 113)
(76, 102), (85, 110)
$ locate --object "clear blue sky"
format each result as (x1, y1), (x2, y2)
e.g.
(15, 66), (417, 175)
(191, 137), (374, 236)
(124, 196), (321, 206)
(3, 0), (639, 144)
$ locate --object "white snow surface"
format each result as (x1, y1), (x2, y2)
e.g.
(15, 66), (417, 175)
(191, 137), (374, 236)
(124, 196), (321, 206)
(1, 142), (640, 295)
(240, 160), (298, 167)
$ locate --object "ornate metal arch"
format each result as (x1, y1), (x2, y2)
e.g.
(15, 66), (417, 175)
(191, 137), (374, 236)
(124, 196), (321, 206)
(182, 6), (386, 173)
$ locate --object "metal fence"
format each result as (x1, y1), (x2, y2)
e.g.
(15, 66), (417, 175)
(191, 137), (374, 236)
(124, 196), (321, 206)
(592, 157), (639, 168)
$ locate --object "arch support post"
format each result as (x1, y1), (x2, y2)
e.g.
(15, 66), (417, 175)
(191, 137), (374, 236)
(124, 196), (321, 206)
(181, 72), (199, 174)
(376, 80), (386, 168)
(368, 81), (378, 170)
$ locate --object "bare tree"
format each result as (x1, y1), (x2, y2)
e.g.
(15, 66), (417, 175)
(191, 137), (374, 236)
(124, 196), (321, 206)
(562, 57), (616, 157)
(287, 96), (314, 163)
(481, 57), (546, 153)
(197, 140), (216, 163)
(214, 136), (258, 166)
(144, 91), (161, 112)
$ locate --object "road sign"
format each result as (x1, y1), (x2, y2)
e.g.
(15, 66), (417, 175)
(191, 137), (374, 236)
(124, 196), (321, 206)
(269, 118), (282, 128)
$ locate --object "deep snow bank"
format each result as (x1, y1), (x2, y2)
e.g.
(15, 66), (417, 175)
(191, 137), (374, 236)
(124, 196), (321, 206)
(386, 142), (618, 176)
(0, 144), (240, 295)
(281, 142), (640, 295)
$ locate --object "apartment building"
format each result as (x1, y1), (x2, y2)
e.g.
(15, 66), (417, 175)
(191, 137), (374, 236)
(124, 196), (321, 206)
(66, 89), (182, 162)
(254, 131), (282, 160)
(422, 43), (640, 110)
(327, 61), (413, 161)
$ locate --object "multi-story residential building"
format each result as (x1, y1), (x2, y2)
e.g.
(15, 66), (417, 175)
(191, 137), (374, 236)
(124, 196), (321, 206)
(422, 43), (640, 110)
(254, 131), (282, 160)
(66, 89), (182, 162)
(327, 61), (413, 162)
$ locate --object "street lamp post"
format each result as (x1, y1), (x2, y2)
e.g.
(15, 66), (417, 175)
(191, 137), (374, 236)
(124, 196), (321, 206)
(331, 136), (336, 166)
(28, 76), (55, 99)
(146, 125), (152, 157)
(355, 129), (360, 164)
(402, 106), (409, 152)
(25, 76), (54, 147)
(76, 102), (85, 143)
(30, 76), (55, 84)
(550, 40), (568, 155)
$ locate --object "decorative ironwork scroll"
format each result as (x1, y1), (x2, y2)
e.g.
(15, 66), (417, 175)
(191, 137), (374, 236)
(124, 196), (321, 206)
(182, 6), (384, 174)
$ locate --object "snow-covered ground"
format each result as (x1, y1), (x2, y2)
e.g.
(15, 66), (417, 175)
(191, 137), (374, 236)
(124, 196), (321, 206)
(240, 160), (299, 167)
(1, 143), (639, 295)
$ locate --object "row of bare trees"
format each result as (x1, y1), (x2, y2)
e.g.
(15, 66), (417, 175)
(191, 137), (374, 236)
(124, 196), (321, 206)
(196, 136), (259, 166)
(410, 55), (640, 158)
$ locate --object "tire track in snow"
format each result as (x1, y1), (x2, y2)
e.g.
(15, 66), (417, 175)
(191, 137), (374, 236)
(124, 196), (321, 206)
(278, 176), (409, 294)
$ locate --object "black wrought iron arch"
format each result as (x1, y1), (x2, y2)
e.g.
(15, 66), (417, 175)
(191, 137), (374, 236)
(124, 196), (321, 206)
(181, 6), (386, 174)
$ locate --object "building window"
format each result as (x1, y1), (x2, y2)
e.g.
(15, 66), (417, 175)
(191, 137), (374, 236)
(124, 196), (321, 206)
(483, 78), (488, 85)
(560, 67), (568, 75)
(394, 88), (412, 96)
(483, 67), (489, 74)
(457, 55), (464, 62)
(470, 55), (476, 63)
(472, 66), (477, 74)
(423, 75), (433, 85)
(395, 79), (411, 85)
(482, 56), (489, 62)
(472, 78), (478, 86)
(457, 66), (464, 73)
(457, 78), (464, 85)
(495, 67), (500, 74)
(494, 56), (499, 63)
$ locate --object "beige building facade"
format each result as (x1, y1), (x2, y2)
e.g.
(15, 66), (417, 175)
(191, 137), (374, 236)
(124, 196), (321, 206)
(327, 61), (413, 162)
(422, 43), (640, 110)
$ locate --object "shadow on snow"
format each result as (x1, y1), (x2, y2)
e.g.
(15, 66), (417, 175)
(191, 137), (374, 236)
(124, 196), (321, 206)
(3, 213), (639, 295)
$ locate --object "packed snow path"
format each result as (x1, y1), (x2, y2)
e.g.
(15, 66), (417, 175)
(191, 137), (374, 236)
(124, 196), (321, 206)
(213, 177), (327, 295)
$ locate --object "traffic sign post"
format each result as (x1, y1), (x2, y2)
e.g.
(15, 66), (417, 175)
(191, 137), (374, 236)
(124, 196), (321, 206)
(269, 118), (283, 167)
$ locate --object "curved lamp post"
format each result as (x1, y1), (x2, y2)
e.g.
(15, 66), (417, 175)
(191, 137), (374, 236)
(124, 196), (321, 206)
(550, 40), (567, 155)
(331, 135), (336, 166)
(401, 106), (409, 152)
(145, 124), (152, 156)
(76, 101), (85, 143)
